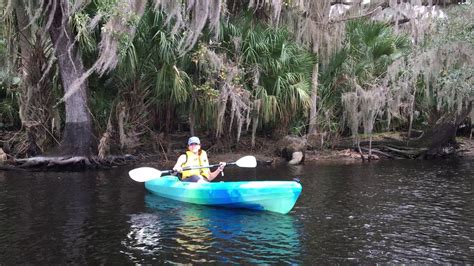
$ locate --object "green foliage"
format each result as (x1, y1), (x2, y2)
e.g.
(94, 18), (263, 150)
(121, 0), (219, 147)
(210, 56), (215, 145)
(88, 77), (115, 132)
(0, 16), (20, 129)
(109, 8), (193, 133)
(435, 68), (474, 114)
(392, 4), (474, 129)
(71, 12), (97, 53)
(139, 11), (192, 108)
(12, 0), (471, 151)
(289, 119), (307, 137)
(318, 19), (410, 134)
(344, 19), (410, 86)
(0, 70), (21, 128)
(190, 82), (220, 129)
(0, 38), (5, 64)
(430, 3), (474, 46)
(221, 19), (315, 129)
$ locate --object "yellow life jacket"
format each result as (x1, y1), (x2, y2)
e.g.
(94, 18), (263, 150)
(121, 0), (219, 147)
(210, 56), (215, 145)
(181, 150), (210, 179)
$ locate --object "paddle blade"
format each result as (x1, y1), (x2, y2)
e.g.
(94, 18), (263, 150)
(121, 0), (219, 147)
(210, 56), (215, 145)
(129, 167), (162, 182)
(235, 156), (257, 168)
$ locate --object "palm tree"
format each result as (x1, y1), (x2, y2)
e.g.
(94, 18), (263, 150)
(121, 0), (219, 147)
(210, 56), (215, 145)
(344, 19), (409, 86)
(0, 22), (19, 129)
(108, 9), (193, 151)
(319, 19), (409, 134)
(219, 19), (315, 142)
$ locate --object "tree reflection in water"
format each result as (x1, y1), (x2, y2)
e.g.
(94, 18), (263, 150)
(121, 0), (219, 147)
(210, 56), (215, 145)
(122, 193), (302, 264)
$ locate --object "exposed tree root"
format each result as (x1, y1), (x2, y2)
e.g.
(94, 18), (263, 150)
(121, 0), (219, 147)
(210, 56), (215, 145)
(381, 145), (429, 158)
(3, 155), (138, 171)
(336, 136), (462, 160)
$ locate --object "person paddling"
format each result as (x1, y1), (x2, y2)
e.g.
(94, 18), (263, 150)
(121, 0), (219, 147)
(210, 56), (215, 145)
(172, 136), (226, 182)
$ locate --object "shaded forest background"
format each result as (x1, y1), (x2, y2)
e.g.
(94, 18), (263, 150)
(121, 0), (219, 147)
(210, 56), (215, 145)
(0, 0), (472, 164)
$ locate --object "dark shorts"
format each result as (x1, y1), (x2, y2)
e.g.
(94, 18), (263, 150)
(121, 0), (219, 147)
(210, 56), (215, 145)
(182, 175), (208, 182)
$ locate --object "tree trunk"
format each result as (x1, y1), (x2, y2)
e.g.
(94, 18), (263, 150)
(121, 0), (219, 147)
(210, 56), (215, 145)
(251, 115), (259, 149)
(189, 113), (195, 136)
(412, 102), (473, 157)
(307, 1), (330, 134)
(48, 0), (94, 156)
(13, 1), (56, 156)
(14, 2), (35, 124)
(308, 63), (319, 134)
(165, 103), (171, 134)
(407, 82), (418, 146)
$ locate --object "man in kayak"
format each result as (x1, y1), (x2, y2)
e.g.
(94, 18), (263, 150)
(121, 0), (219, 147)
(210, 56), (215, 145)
(172, 136), (226, 182)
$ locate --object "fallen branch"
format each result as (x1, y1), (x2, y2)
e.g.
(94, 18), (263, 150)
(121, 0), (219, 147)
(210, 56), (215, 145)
(360, 147), (403, 159)
(327, 6), (382, 24)
(382, 145), (428, 157)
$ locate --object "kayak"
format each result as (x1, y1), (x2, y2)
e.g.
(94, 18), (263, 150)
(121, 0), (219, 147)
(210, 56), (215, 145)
(144, 176), (302, 214)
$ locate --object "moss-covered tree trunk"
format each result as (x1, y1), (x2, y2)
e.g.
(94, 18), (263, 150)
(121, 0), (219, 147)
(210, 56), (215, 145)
(308, 63), (319, 134)
(13, 1), (55, 156)
(418, 103), (472, 155)
(48, 0), (93, 157)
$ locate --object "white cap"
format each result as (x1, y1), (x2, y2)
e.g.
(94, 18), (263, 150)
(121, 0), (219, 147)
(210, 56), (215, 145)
(187, 136), (201, 145)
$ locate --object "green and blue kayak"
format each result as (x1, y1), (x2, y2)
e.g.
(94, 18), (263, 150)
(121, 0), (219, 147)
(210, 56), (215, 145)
(144, 176), (302, 214)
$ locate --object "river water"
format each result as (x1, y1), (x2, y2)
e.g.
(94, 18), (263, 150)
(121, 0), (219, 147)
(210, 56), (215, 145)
(0, 159), (472, 264)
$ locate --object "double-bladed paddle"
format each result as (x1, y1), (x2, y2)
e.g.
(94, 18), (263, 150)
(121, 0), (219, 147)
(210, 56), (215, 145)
(128, 155), (257, 182)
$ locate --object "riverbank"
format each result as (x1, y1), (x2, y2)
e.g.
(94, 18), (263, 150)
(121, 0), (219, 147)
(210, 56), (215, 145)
(1, 129), (473, 171)
(140, 135), (474, 170)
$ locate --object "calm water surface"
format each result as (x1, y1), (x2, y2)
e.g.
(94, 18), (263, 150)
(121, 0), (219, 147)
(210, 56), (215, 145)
(0, 159), (473, 264)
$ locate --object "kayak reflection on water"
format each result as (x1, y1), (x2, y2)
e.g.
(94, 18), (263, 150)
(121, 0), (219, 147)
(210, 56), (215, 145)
(121, 193), (303, 264)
